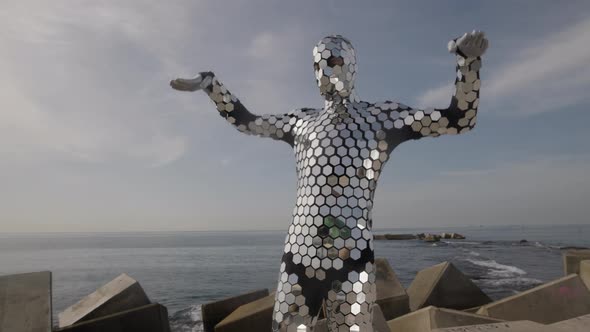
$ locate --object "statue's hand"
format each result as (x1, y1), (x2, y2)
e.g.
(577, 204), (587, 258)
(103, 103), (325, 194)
(448, 30), (488, 58)
(170, 72), (212, 92)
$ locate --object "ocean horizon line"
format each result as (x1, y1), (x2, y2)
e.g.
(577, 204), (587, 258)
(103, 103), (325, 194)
(0, 222), (587, 236)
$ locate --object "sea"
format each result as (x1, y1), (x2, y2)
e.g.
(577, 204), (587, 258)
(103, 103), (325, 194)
(0, 224), (589, 331)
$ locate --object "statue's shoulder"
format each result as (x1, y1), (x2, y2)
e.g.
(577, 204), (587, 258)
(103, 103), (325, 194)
(369, 100), (410, 111)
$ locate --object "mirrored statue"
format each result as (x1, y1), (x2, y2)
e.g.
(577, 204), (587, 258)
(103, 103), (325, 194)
(171, 30), (489, 332)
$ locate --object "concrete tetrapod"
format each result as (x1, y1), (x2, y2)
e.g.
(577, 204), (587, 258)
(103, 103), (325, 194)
(580, 260), (590, 290)
(431, 321), (557, 332)
(374, 258), (410, 320)
(201, 289), (269, 332)
(0, 271), (52, 332)
(562, 249), (590, 275)
(58, 273), (151, 327)
(550, 313), (590, 332)
(55, 303), (170, 332)
(407, 262), (491, 311)
(476, 274), (590, 324)
(215, 292), (276, 332)
(387, 306), (504, 332)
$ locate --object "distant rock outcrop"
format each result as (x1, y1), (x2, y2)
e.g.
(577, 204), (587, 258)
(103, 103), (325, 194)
(441, 233), (465, 240)
(375, 234), (417, 240)
(374, 232), (466, 242)
(423, 234), (441, 243)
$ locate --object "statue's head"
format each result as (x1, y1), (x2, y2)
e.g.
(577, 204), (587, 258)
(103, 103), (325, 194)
(313, 35), (357, 100)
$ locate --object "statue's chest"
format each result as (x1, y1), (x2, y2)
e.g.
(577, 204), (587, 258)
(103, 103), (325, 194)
(293, 109), (389, 167)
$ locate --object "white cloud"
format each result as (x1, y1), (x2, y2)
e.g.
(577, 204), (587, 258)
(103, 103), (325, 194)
(247, 32), (278, 60)
(416, 17), (590, 115)
(0, 1), (203, 166)
(416, 83), (454, 109)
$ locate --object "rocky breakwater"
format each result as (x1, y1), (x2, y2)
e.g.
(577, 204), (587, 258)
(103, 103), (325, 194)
(374, 232), (466, 243)
(3, 249), (590, 331)
(0, 272), (171, 332)
(200, 249), (590, 331)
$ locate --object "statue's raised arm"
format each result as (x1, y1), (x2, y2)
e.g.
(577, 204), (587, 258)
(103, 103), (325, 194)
(381, 31), (489, 143)
(171, 72), (318, 146)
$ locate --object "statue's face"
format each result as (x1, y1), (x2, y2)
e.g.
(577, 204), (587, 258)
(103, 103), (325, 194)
(313, 35), (357, 99)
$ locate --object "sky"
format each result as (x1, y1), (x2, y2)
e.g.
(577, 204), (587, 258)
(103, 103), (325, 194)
(1, 0), (590, 232)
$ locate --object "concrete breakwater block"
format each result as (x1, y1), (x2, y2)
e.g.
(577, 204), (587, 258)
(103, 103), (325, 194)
(202, 289), (269, 332)
(314, 304), (389, 332)
(431, 321), (556, 332)
(55, 303), (170, 332)
(550, 313), (590, 331)
(370, 304), (391, 332)
(387, 306), (503, 332)
(407, 262), (492, 311)
(562, 249), (590, 275)
(375, 258), (410, 320)
(476, 274), (590, 324)
(0, 271), (52, 332)
(215, 292), (275, 332)
(461, 306), (481, 314)
(58, 273), (151, 327)
(580, 260), (590, 290)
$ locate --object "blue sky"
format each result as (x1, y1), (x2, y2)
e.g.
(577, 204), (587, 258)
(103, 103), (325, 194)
(1, 0), (589, 232)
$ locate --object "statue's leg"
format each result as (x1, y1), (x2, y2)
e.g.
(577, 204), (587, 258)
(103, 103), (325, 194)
(272, 259), (324, 332)
(324, 261), (377, 332)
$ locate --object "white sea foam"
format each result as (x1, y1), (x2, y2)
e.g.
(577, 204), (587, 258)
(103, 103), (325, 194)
(464, 257), (543, 291)
(442, 241), (481, 245)
(480, 277), (543, 288)
(169, 304), (203, 332)
(468, 251), (481, 256)
(464, 258), (527, 278)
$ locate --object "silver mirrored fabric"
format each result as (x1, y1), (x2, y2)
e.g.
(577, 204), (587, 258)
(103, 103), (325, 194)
(196, 35), (482, 332)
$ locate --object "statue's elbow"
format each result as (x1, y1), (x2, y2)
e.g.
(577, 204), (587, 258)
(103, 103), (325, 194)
(463, 120), (477, 134)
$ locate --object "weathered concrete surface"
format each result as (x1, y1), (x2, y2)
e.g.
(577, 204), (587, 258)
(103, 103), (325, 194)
(58, 273), (150, 327)
(201, 289), (268, 332)
(476, 274), (590, 324)
(562, 249), (590, 275)
(387, 306), (503, 332)
(550, 313), (590, 331)
(408, 262), (492, 311)
(0, 271), (52, 332)
(215, 292), (275, 332)
(371, 304), (390, 332)
(462, 306), (481, 314)
(431, 321), (556, 332)
(375, 258), (410, 320)
(314, 304), (389, 332)
(55, 303), (170, 332)
(580, 260), (590, 290)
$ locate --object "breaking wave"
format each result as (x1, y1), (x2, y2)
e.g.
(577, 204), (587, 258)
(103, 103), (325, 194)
(169, 304), (203, 332)
(462, 256), (543, 291)
(464, 258), (527, 278)
(481, 277), (543, 288)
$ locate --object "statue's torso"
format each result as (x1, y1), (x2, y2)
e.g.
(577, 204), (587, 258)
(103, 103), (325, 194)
(282, 101), (402, 269)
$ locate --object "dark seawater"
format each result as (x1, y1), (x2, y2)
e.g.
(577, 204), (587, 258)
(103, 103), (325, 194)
(0, 224), (588, 331)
